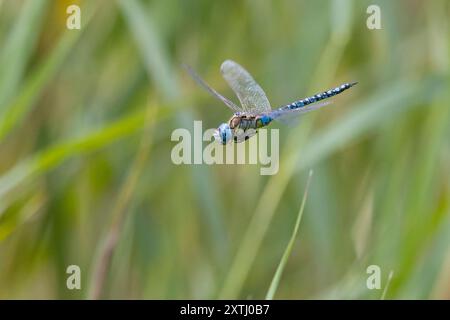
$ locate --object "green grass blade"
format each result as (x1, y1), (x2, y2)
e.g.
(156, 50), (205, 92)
(117, 0), (177, 101)
(88, 104), (157, 299)
(0, 0), (48, 108)
(0, 5), (97, 141)
(381, 270), (394, 300)
(266, 170), (313, 300)
(0, 33), (77, 140)
(0, 109), (155, 203)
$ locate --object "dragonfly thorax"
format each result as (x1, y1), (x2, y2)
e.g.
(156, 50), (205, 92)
(229, 114), (244, 129)
(229, 114), (272, 130)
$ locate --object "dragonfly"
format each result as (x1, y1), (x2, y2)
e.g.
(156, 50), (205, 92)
(186, 60), (357, 144)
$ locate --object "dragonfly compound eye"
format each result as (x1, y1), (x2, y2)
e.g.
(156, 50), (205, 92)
(214, 123), (232, 145)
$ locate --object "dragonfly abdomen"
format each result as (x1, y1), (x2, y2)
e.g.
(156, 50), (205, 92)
(283, 82), (357, 111)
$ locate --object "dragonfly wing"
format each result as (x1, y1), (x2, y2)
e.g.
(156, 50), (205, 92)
(270, 101), (332, 126)
(184, 64), (242, 113)
(220, 60), (271, 114)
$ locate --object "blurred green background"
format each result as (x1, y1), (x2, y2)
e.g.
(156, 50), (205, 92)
(0, 0), (449, 299)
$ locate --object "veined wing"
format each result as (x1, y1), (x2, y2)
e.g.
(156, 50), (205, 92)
(184, 64), (242, 113)
(220, 60), (271, 114)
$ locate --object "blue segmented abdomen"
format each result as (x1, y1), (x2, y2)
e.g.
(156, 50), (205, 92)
(281, 82), (357, 111)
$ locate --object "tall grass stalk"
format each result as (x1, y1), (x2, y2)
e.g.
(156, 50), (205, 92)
(266, 170), (313, 300)
(88, 102), (157, 299)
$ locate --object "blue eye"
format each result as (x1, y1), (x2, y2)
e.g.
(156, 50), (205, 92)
(214, 123), (232, 144)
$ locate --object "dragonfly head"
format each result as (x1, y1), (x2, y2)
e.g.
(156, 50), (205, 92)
(214, 123), (233, 145)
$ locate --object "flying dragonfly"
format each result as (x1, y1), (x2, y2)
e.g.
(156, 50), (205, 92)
(186, 60), (357, 144)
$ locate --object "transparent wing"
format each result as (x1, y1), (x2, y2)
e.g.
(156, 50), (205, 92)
(184, 64), (242, 113)
(270, 101), (332, 126)
(220, 60), (271, 114)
